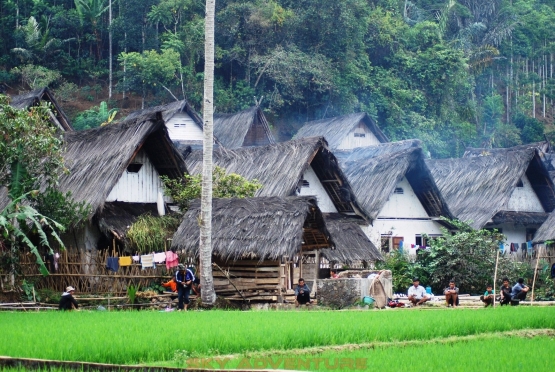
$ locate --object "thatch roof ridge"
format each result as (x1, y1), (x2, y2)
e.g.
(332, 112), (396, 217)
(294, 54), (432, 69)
(184, 136), (368, 220)
(185, 136), (325, 197)
(334, 141), (450, 221)
(10, 87), (73, 131)
(320, 214), (383, 263)
(426, 148), (537, 229)
(213, 105), (275, 148)
(294, 112), (389, 149)
(463, 142), (550, 158)
(171, 196), (326, 260)
(59, 112), (186, 216)
(124, 99), (204, 130)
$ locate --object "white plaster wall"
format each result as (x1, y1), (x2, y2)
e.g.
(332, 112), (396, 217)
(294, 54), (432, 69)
(492, 223), (528, 254)
(337, 122), (381, 150)
(379, 177), (429, 218)
(106, 149), (170, 203)
(362, 219), (444, 249)
(166, 113), (203, 141)
(506, 175), (544, 212)
(298, 166), (338, 213)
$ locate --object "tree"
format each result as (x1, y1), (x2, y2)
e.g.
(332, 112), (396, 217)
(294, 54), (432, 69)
(74, 0), (109, 60)
(0, 95), (67, 280)
(200, 0), (216, 306)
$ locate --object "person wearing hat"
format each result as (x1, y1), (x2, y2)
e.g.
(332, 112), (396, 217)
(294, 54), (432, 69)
(407, 278), (430, 306)
(59, 286), (79, 310)
(175, 264), (195, 311)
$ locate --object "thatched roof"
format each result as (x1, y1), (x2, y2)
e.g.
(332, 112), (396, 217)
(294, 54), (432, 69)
(10, 87), (73, 131)
(426, 146), (555, 229)
(533, 211), (555, 242)
(463, 142), (550, 158)
(294, 112), (388, 149)
(334, 140), (451, 221)
(319, 214), (383, 263)
(125, 100), (203, 128)
(58, 112), (187, 217)
(214, 105), (275, 148)
(491, 211), (548, 226)
(184, 136), (368, 219)
(96, 202), (159, 242)
(171, 196), (331, 260)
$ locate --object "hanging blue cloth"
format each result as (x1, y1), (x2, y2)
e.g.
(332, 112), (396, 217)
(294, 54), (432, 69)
(499, 242), (504, 252)
(527, 241), (533, 253)
(398, 240), (403, 254)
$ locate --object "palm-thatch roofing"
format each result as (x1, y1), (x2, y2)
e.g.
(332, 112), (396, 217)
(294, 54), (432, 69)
(184, 136), (368, 220)
(97, 202), (159, 242)
(293, 112), (388, 149)
(171, 196), (332, 261)
(125, 99), (203, 128)
(426, 146), (555, 229)
(319, 214), (383, 263)
(533, 211), (555, 242)
(10, 87), (73, 131)
(58, 111), (187, 217)
(214, 105), (275, 148)
(333, 140), (451, 221)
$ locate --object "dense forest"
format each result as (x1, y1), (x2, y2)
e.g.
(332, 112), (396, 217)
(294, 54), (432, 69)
(1, 0), (555, 157)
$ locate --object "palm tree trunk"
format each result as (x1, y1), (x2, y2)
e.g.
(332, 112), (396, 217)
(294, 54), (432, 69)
(199, 0), (216, 305)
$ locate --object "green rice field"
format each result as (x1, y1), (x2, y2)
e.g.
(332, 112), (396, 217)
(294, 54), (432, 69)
(0, 307), (554, 370)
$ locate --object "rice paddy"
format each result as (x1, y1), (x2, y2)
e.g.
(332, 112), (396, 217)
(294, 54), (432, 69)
(0, 307), (554, 370)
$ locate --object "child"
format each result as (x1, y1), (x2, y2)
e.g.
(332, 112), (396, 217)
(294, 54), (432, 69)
(480, 284), (494, 307)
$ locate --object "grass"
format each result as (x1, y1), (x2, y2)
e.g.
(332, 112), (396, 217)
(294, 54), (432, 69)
(0, 307), (554, 366)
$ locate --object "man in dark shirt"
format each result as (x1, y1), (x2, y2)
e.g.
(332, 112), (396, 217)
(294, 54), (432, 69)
(499, 278), (512, 306)
(443, 280), (459, 307)
(59, 286), (79, 310)
(510, 278), (529, 305)
(175, 264), (195, 311)
(295, 278), (311, 306)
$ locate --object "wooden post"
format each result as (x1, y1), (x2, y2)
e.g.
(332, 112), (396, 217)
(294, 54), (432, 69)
(531, 255), (541, 306)
(493, 249), (500, 308)
(313, 250), (319, 296)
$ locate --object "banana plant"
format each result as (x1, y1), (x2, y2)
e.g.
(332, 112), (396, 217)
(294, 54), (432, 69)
(0, 191), (65, 276)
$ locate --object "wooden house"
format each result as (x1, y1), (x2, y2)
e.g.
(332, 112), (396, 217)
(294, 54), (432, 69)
(10, 87), (73, 131)
(183, 137), (382, 272)
(214, 105), (275, 148)
(426, 144), (555, 252)
(334, 140), (452, 252)
(293, 112), (388, 150)
(171, 196), (381, 300)
(54, 111), (186, 252)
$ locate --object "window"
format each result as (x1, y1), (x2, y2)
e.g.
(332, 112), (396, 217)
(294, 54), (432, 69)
(127, 163), (143, 173)
(516, 178), (523, 187)
(354, 133), (366, 138)
(392, 237), (404, 250)
(301, 180), (310, 188)
(380, 236), (391, 253)
(173, 123), (186, 128)
(394, 187), (404, 194)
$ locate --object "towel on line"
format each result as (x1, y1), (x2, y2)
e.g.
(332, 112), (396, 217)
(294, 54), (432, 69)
(141, 254), (155, 269)
(153, 252), (166, 263)
(119, 256), (132, 266)
(106, 257), (119, 272)
(166, 251), (179, 269)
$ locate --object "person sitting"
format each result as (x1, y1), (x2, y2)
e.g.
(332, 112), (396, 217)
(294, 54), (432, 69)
(510, 278), (529, 306)
(330, 269), (339, 279)
(443, 280), (459, 308)
(407, 277), (431, 306)
(480, 284), (495, 307)
(59, 286), (79, 311)
(499, 277), (512, 306)
(295, 278), (311, 306)
(162, 278), (178, 293)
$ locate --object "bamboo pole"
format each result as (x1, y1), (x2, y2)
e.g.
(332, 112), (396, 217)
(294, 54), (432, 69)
(493, 249), (500, 308)
(531, 255), (541, 306)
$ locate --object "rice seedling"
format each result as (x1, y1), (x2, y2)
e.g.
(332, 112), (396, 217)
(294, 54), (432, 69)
(0, 307), (553, 365)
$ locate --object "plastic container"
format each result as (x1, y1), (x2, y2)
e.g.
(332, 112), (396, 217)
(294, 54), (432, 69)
(425, 286), (432, 294)
(363, 296), (375, 305)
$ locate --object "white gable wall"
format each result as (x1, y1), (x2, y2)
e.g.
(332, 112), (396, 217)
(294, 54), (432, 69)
(166, 113), (203, 142)
(337, 122), (381, 150)
(106, 149), (170, 203)
(298, 166), (338, 213)
(506, 175), (544, 212)
(362, 177), (443, 250)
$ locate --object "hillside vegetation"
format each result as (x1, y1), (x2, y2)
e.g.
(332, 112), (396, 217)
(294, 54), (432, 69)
(2, 0), (555, 157)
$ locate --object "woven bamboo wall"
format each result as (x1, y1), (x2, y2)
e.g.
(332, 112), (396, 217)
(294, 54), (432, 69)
(17, 249), (195, 295)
